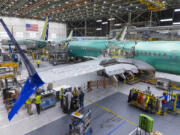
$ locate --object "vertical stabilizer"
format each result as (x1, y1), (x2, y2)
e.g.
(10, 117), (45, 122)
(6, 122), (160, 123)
(116, 26), (127, 41)
(41, 16), (49, 41)
(67, 30), (73, 40)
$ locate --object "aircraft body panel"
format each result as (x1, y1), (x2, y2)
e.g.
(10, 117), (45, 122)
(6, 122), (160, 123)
(69, 40), (180, 74)
(69, 40), (115, 57)
(133, 41), (180, 74)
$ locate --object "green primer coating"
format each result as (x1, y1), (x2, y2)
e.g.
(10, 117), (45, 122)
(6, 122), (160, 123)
(18, 39), (47, 48)
(69, 40), (180, 74)
(69, 40), (112, 57)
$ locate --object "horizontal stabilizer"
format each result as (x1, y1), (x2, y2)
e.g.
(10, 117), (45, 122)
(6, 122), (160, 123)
(8, 73), (44, 121)
(0, 18), (45, 120)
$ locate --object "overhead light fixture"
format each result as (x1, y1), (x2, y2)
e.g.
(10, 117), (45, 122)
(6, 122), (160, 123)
(96, 19), (102, 22)
(173, 22), (180, 25)
(174, 9), (180, 12)
(96, 28), (102, 31)
(160, 18), (173, 22)
(114, 23), (121, 26)
(102, 22), (108, 24)
(108, 18), (115, 21)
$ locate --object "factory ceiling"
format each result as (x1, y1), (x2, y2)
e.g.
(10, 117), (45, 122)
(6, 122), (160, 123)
(0, 0), (180, 23)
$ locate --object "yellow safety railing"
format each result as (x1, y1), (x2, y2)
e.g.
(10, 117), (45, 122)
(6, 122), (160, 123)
(0, 74), (14, 79)
(163, 91), (179, 113)
(170, 84), (180, 91)
(129, 88), (162, 115)
(0, 62), (18, 69)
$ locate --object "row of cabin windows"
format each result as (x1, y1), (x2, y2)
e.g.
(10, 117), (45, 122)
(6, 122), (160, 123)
(135, 51), (176, 58)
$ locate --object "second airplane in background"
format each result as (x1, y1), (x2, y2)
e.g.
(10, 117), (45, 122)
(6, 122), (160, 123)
(1, 16), (50, 50)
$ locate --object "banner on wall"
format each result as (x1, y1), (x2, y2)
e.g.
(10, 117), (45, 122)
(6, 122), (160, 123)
(26, 24), (38, 32)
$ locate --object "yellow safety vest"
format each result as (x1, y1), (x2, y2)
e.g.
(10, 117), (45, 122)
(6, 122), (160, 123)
(145, 96), (150, 108)
(59, 90), (64, 100)
(26, 97), (32, 105)
(32, 53), (35, 60)
(37, 60), (40, 64)
(35, 96), (41, 104)
(73, 89), (78, 96)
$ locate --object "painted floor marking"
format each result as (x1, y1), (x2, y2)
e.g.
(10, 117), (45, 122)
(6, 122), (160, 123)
(86, 99), (137, 126)
(107, 120), (126, 135)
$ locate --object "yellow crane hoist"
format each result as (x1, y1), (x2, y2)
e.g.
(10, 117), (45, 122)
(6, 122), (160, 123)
(139, 0), (166, 11)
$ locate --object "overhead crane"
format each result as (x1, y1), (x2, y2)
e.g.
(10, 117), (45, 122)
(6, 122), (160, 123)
(139, 0), (166, 11)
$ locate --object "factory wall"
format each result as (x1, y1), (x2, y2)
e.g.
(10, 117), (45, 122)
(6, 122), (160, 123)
(0, 16), (66, 40)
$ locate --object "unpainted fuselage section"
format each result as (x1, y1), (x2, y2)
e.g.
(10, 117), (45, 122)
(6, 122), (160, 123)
(68, 40), (180, 74)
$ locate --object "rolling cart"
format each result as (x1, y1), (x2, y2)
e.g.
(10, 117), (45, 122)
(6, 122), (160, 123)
(69, 109), (92, 135)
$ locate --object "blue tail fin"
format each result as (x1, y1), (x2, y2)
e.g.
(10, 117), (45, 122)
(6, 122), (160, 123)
(0, 18), (44, 121)
(8, 73), (44, 120)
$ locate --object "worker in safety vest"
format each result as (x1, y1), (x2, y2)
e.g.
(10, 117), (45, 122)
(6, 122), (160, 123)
(32, 53), (35, 60)
(25, 97), (33, 115)
(37, 59), (40, 68)
(159, 92), (168, 115)
(59, 88), (64, 107)
(72, 87), (79, 98)
(35, 94), (41, 114)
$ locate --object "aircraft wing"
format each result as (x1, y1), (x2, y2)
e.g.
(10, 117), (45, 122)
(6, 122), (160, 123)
(20, 58), (155, 84)
(20, 60), (104, 83)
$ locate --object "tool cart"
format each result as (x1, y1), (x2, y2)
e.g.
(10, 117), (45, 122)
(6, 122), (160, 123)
(69, 109), (92, 135)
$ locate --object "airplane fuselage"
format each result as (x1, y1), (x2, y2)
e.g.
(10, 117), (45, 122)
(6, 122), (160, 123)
(68, 40), (180, 75)
(1, 39), (47, 49)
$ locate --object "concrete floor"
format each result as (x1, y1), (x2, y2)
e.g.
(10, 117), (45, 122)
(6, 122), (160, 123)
(26, 91), (180, 135)
(0, 81), (168, 135)
(0, 60), (180, 135)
